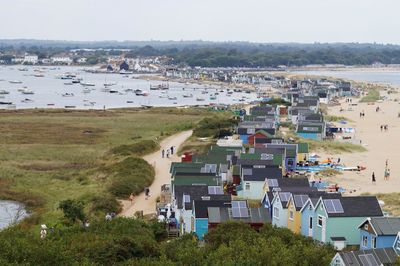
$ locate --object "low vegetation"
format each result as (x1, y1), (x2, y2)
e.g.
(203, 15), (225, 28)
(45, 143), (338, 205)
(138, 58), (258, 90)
(0, 220), (335, 265)
(324, 115), (352, 122)
(263, 97), (291, 106)
(180, 112), (238, 155)
(360, 88), (380, 103)
(110, 140), (160, 157)
(193, 114), (238, 138)
(106, 157), (155, 197)
(305, 139), (367, 153)
(0, 108), (208, 226)
(374, 193), (400, 217)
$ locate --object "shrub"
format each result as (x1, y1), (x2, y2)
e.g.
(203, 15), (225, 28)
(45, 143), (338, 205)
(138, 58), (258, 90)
(106, 157), (155, 197)
(90, 194), (122, 214)
(110, 140), (160, 157)
(193, 116), (237, 138)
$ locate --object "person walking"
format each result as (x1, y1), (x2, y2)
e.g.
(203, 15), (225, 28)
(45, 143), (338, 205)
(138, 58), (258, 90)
(170, 146), (174, 155)
(372, 172), (376, 184)
(129, 193), (135, 205)
(162, 149), (165, 158)
(166, 149), (170, 158)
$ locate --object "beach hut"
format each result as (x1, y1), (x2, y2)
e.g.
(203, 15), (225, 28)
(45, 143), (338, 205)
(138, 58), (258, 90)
(358, 217), (400, 250)
(313, 196), (383, 249)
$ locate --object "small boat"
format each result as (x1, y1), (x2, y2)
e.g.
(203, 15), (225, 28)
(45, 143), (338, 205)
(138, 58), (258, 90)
(126, 101), (134, 103)
(72, 79), (81, 84)
(0, 90), (10, 95)
(9, 80), (22, 84)
(18, 68), (28, 72)
(104, 82), (117, 87)
(64, 82), (74, 85)
(159, 95), (168, 98)
(64, 105), (76, 109)
(135, 89), (148, 96)
(21, 89), (34, 95)
(210, 96), (217, 100)
(124, 88), (133, 92)
(34, 74), (45, 78)
(196, 97), (205, 102)
(119, 69), (134, 75)
(109, 89), (119, 94)
(0, 101), (13, 105)
(80, 82), (95, 86)
(168, 96), (177, 100)
(47, 103), (55, 106)
(183, 93), (193, 98)
(82, 88), (91, 94)
(62, 93), (74, 97)
(150, 84), (169, 90)
(21, 98), (34, 103)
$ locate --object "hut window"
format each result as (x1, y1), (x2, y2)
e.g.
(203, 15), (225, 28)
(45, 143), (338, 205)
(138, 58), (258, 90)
(245, 182), (251, 191)
(317, 215), (323, 227)
(289, 210), (294, 220)
(362, 236), (368, 247)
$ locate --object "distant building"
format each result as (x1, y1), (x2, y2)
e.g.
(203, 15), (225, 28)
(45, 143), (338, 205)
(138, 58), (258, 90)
(23, 54), (38, 64)
(51, 57), (73, 65)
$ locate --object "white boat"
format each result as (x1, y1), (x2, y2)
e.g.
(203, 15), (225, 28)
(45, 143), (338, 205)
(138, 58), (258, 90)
(168, 96), (177, 100)
(62, 93), (74, 97)
(80, 82), (95, 86)
(34, 74), (45, 78)
(82, 88), (91, 94)
(64, 82), (74, 85)
(9, 80), (22, 84)
(18, 68), (28, 72)
(119, 70), (134, 75)
(196, 97), (205, 101)
(0, 90), (10, 95)
(21, 89), (34, 95)
(104, 81), (117, 87)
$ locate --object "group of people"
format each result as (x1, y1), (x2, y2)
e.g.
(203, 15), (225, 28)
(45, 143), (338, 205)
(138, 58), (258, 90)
(105, 212), (116, 221)
(161, 146), (175, 158)
(359, 111), (365, 118)
(371, 159), (391, 183)
(380, 125), (389, 132)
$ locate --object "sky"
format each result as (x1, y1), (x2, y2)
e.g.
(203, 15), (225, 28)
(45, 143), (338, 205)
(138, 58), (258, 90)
(1, 0), (400, 44)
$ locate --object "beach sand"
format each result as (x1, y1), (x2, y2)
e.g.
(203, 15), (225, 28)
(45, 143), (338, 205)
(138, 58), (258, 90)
(320, 89), (400, 195)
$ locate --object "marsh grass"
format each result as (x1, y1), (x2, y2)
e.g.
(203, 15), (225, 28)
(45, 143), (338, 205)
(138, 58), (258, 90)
(360, 89), (380, 103)
(0, 108), (208, 226)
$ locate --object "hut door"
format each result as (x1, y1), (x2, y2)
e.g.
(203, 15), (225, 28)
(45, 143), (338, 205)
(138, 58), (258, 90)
(321, 216), (326, 242)
(308, 216), (313, 237)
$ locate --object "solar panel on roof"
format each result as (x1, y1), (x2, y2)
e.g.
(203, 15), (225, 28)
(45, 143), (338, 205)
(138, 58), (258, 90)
(232, 207), (241, 218)
(294, 195), (308, 208)
(359, 254), (379, 266)
(332, 199), (344, 213)
(324, 199), (344, 214)
(267, 179), (279, 187)
(243, 168), (253, 175)
(239, 208), (249, 218)
(183, 195), (190, 203)
(208, 186), (223, 195)
(280, 192), (290, 202)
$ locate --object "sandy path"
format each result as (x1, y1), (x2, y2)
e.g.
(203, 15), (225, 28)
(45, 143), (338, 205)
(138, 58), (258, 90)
(320, 90), (400, 195)
(120, 130), (193, 217)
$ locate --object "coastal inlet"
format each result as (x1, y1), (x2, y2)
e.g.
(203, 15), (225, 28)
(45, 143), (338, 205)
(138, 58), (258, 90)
(0, 66), (259, 109)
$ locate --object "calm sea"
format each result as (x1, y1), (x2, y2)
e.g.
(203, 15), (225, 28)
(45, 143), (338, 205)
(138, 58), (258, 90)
(293, 69), (400, 86)
(0, 66), (257, 109)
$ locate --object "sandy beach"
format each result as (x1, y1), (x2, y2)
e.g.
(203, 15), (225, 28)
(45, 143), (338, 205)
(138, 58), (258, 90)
(320, 89), (400, 195)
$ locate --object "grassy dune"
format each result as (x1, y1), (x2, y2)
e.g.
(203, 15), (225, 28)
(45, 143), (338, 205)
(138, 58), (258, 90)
(0, 108), (210, 225)
(360, 88), (380, 102)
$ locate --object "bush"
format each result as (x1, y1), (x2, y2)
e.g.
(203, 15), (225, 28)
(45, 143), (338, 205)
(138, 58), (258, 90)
(90, 194), (122, 214)
(193, 116), (237, 138)
(110, 140), (160, 157)
(106, 157), (155, 197)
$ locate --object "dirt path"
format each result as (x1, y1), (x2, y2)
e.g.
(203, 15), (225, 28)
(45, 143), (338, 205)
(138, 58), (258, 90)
(120, 130), (192, 217)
